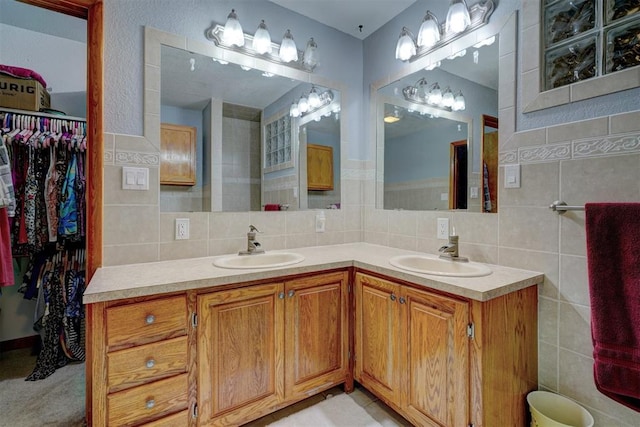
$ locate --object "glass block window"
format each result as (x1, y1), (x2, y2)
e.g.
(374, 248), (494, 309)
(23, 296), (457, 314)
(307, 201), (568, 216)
(263, 113), (294, 172)
(542, 0), (640, 90)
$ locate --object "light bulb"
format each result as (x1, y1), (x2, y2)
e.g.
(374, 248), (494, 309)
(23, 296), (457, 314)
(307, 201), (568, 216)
(453, 91), (466, 111)
(428, 83), (442, 105)
(303, 38), (319, 69)
(446, 0), (471, 34)
(252, 20), (272, 55)
(417, 11), (441, 49)
(308, 87), (321, 108)
(298, 95), (309, 113)
(290, 102), (300, 117)
(395, 27), (416, 61)
(279, 29), (298, 62)
(442, 87), (454, 108)
(223, 9), (245, 47)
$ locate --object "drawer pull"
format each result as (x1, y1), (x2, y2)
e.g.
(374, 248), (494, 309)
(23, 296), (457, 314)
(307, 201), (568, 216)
(146, 399), (155, 409)
(278, 292), (285, 299)
(287, 289), (295, 298)
(399, 297), (406, 304)
(145, 359), (156, 369)
(145, 314), (155, 325)
(390, 293), (397, 302)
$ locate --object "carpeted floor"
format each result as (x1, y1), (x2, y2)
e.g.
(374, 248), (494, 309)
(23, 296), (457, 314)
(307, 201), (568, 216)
(0, 348), (85, 427)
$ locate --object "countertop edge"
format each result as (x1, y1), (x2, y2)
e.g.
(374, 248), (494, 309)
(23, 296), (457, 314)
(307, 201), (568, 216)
(83, 243), (544, 304)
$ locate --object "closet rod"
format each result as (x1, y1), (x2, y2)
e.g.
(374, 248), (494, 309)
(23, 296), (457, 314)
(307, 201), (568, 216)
(549, 200), (585, 214)
(0, 107), (86, 122)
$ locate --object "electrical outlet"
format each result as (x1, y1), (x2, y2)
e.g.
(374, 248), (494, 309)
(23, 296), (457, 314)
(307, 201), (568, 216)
(437, 218), (449, 240)
(175, 218), (189, 240)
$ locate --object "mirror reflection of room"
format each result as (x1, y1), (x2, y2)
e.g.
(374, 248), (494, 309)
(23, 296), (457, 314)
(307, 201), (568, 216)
(159, 46), (341, 213)
(378, 34), (499, 212)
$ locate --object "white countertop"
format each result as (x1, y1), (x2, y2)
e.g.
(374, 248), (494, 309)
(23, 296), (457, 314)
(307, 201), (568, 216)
(83, 243), (544, 304)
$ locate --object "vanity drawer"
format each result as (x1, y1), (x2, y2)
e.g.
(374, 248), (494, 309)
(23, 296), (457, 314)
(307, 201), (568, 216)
(139, 409), (190, 426)
(107, 336), (188, 393)
(107, 373), (189, 427)
(106, 295), (188, 351)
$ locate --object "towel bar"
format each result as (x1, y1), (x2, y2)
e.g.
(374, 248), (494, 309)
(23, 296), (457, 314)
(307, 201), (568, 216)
(549, 200), (585, 214)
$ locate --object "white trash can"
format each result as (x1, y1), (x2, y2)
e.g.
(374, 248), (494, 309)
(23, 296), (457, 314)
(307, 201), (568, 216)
(527, 391), (594, 427)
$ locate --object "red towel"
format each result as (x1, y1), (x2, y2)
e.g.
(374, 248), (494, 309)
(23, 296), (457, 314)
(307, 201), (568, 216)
(264, 204), (279, 211)
(585, 203), (640, 411)
(0, 64), (47, 87)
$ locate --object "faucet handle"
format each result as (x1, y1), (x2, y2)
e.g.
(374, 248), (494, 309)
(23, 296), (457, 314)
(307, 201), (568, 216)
(249, 225), (261, 233)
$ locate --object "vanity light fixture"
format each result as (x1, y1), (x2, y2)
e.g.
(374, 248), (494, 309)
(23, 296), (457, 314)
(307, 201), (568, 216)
(395, 0), (494, 63)
(289, 88), (334, 118)
(205, 10), (319, 72)
(403, 78), (466, 112)
(384, 109), (402, 124)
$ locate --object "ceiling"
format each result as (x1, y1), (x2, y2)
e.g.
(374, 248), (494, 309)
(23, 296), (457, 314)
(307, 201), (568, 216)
(268, 0), (418, 39)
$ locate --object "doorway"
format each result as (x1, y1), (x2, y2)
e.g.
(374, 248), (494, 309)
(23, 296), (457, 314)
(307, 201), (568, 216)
(449, 140), (467, 210)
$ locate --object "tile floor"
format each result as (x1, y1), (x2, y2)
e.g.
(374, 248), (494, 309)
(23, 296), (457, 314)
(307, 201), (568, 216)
(246, 386), (413, 427)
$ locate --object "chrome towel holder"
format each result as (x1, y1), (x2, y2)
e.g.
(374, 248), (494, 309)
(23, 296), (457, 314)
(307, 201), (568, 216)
(549, 200), (585, 214)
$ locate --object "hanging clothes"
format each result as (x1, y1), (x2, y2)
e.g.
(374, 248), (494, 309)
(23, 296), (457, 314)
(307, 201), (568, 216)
(0, 206), (13, 287)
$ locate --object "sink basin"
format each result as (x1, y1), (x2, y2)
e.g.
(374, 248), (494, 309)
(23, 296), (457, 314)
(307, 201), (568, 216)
(389, 255), (492, 277)
(213, 252), (305, 269)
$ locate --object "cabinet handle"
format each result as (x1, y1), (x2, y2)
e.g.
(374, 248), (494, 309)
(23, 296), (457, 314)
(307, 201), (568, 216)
(145, 314), (155, 325)
(146, 399), (155, 409)
(145, 359), (155, 369)
(278, 292), (285, 299)
(390, 294), (397, 302)
(399, 297), (406, 304)
(288, 290), (295, 298)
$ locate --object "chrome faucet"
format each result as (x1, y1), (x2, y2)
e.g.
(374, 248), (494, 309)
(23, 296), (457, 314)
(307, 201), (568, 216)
(438, 234), (468, 262)
(239, 225), (264, 255)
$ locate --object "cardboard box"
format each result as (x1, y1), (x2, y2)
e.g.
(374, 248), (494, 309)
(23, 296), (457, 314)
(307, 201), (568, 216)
(0, 75), (50, 111)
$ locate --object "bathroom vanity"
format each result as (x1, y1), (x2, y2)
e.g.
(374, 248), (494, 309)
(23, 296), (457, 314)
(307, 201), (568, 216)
(84, 243), (542, 427)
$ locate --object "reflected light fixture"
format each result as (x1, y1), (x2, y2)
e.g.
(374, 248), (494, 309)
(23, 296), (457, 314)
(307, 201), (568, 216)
(290, 88), (334, 118)
(417, 11), (440, 49)
(252, 20), (272, 54)
(205, 10), (319, 72)
(403, 78), (466, 112)
(384, 109), (402, 124)
(395, 0), (494, 63)
(223, 9), (244, 46)
(279, 29), (298, 62)
(446, 0), (471, 34)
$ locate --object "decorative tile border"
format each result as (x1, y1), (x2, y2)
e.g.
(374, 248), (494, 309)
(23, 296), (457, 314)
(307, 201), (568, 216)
(104, 150), (114, 165)
(573, 133), (640, 158)
(343, 168), (374, 180)
(500, 130), (640, 165)
(519, 143), (571, 164)
(115, 150), (160, 166)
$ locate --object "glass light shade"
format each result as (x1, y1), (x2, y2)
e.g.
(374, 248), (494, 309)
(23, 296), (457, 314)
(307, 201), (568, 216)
(303, 38), (319, 69)
(252, 20), (272, 54)
(279, 30), (298, 62)
(395, 27), (416, 61)
(453, 91), (466, 111)
(416, 78), (429, 99)
(223, 9), (245, 47)
(298, 95), (309, 113)
(290, 102), (300, 117)
(446, 0), (471, 34)
(308, 87), (321, 108)
(417, 11), (441, 48)
(428, 83), (442, 105)
(442, 87), (454, 107)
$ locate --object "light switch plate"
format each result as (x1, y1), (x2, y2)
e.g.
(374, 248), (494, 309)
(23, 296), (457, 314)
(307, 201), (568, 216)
(504, 164), (521, 189)
(122, 166), (149, 190)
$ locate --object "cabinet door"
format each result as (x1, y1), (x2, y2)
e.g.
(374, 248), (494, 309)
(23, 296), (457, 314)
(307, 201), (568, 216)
(307, 144), (334, 190)
(354, 273), (402, 405)
(401, 287), (469, 427)
(197, 283), (285, 426)
(160, 123), (196, 186)
(284, 271), (349, 400)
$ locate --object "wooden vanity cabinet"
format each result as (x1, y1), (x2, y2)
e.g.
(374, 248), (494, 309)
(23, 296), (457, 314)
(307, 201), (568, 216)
(197, 271), (349, 426)
(354, 272), (538, 427)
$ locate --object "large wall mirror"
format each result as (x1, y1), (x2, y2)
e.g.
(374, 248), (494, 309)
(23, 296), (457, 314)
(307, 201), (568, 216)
(375, 12), (517, 213)
(148, 29), (342, 213)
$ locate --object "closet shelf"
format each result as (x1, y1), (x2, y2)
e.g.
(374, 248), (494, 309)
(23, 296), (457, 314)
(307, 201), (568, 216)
(0, 106), (86, 122)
